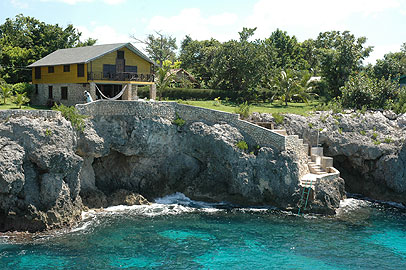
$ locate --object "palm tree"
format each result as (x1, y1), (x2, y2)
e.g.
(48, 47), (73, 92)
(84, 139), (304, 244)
(0, 82), (13, 105)
(155, 60), (180, 100)
(273, 69), (315, 106)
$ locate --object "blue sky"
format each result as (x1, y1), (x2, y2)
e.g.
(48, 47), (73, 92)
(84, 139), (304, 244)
(1, 0), (406, 63)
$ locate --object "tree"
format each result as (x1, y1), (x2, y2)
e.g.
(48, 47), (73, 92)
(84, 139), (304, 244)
(155, 60), (181, 100)
(0, 14), (96, 83)
(179, 35), (220, 88)
(0, 82), (12, 104)
(132, 31), (177, 67)
(12, 92), (30, 109)
(272, 69), (314, 106)
(372, 44), (406, 80)
(315, 31), (373, 97)
(211, 27), (264, 91)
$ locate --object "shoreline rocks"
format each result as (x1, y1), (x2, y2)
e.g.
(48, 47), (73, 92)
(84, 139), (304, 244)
(250, 110), (406, 206)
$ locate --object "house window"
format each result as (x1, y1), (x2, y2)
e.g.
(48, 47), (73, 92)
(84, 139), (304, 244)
(77, 64), (84, 77)
(35, 67), (41, 79)
(63, 65), (70, 72)
(35, 84), (38, 94)
(117, 51), (124, 59)
(61, 87), (68, 100)
(103, 64), (116, 77)
(125, 65), (138, 73)
(48, 86), (53, 99)
(48, 66), (54, 73)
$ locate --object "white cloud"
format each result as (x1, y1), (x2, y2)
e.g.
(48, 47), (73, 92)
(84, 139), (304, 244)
(246, 0), (402, 39)
(10, 0), (29, 8)
(78, 25), (130, 44)
(147, 8), (239, 42)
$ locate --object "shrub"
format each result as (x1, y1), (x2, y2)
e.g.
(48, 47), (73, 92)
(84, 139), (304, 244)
(393, 86), (406, 114)
(234, 102), (251, 118)
(52, 104), (87, 132)
(173, 113), (186, 127)
(372, 132), (378, 140)
(213, 97), (221, 106)
(341, 73), (399, 110)
(12, 92), (30, 108)
(12, 82), (34, 95)
(272, 112), (284, 125)
(384, 137), (393, 144)
(236, 140), (248, 151)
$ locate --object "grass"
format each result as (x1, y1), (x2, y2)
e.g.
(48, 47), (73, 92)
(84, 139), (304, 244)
(0, 98), (48, 110)
(177, 100), (319, 115)
(0, 97), (319, 115)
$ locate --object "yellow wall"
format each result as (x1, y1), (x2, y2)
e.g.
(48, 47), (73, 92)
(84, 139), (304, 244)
(32, 64), (88, 84)
(89, 47), (152, 75)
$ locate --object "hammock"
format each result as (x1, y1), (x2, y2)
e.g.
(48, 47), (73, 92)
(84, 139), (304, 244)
(95, 84), (127, 100)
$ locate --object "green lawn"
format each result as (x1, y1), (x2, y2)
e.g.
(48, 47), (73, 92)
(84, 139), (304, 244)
(177, 100), (319, 115)
(0, 97), (318, 115)
(0, 99), (48, 110)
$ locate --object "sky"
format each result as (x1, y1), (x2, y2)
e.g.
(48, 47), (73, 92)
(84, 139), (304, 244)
(1, 0), (406, 64)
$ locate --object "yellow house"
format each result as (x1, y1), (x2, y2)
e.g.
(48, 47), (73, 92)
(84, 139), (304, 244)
(28, 43), (156, 106)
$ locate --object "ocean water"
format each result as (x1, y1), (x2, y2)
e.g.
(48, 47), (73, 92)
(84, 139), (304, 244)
(1, 193), (406, 270)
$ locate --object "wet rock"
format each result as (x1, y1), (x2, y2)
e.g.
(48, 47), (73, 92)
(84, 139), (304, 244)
(107, 189), (150, 206)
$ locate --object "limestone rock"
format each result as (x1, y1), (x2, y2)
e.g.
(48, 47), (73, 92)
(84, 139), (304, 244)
(268, 111), (406, 205)
(107, 189), (150, 206)
(0, 113), (83, 232)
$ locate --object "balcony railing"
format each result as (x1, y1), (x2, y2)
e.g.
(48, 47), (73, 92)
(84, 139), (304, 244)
(88, 72), (155, 82)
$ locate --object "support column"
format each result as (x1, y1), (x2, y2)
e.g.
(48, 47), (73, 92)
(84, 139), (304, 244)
(133, 85), (138, 100)
(149, 84), (156, 100)
(122, 84), (132, 100)
(89, 82), (97, 101)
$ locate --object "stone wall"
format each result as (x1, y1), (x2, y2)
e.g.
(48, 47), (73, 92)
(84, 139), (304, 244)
(76, 100), (289, 152)
(31, 83), (89, 106)
(0, 109), (61, 121)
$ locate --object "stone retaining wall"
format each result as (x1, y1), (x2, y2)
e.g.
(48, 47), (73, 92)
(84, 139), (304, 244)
(76, 100), (288, 151)
(0, 109), (61, 121)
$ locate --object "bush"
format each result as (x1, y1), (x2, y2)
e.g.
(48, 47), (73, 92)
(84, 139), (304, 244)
(173, 114), (186, 127)
(393, 86), (406, 114)
(234, 102), (251, 118)
(52, 104), (87, 132)
(341, 73), (399, 110)
(12, 92), (30, 108)
(272, 112), (284, 124)
(12, 82), (34, 95)
(236, 141), (248, 151)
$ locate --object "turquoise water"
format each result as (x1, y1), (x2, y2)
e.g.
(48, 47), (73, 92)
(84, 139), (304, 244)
(1, 194), (406, 270)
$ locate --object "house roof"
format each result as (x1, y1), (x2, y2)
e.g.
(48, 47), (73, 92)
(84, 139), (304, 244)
(28, 43), (155, 67)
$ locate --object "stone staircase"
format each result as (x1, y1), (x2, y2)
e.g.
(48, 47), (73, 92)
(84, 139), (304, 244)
(248, 121), (337, 190)
(307, 157), (327, 175)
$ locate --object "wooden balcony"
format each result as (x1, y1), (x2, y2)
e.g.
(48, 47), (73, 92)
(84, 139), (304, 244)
(88, 72), (154, 83)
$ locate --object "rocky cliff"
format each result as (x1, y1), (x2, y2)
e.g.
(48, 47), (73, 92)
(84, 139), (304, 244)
(251, 110), (406, 205)
(0, 111), (83, 232)
(1, 104), (324, 232)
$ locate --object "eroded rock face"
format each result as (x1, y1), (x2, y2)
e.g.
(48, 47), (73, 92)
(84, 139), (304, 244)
(0, 113), (83, 232)
(250, 111), (406, 205)
(77, 115), (304, 209)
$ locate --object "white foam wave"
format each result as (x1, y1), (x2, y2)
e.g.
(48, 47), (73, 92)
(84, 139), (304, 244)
(339, 198), (371, 209)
